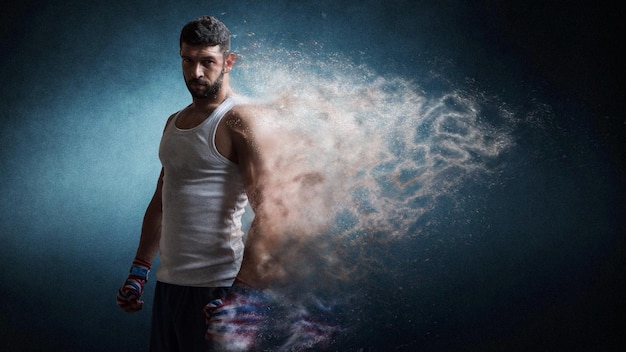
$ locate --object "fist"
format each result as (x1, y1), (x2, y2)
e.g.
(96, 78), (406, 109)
(116, 276), (147, 312)
(116, 259), (150, 313)
(204, 281), (269, 350)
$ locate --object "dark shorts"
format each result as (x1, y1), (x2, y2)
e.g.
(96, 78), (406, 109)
(149, 281), (229, 352)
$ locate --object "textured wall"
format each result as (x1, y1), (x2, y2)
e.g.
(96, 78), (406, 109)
(1, 1), (623, 350)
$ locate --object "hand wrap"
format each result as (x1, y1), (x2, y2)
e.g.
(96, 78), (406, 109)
(116, 258), (151, 313)
(204, 280), (270, 351)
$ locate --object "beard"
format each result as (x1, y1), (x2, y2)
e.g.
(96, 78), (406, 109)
(185, 70), (225, 99)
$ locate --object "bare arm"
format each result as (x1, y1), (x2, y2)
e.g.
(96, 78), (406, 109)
(117, 151), (163, 312)
(133, 113), (176, 264)
(133, 168), (163, 264)
(225, 106), (287, 288)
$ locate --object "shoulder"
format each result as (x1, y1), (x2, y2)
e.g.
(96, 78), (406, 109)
(229, 103), (271, 119)
(165, 112), (178, 126)
(160, 111), (179, 133)
(165, 106), (188, 128)
(223, 103), (275, 133)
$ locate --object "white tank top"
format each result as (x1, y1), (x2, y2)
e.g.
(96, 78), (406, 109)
(157, 97), (248, 287)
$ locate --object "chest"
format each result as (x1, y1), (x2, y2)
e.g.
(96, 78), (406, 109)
(175, 110), (209, 129)
(166, 111), (235, 163)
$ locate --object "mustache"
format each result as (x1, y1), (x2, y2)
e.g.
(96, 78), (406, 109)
(188, 78), (208, 85)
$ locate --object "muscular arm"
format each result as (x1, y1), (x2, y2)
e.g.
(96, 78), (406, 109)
(133, 113), (175, 264)
(117, 148), (164, 312)
(133, 168), (163, 264)
(226, 106), (286, 288)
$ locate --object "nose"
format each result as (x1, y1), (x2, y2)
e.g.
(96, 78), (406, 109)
(191, 63), (204, 79)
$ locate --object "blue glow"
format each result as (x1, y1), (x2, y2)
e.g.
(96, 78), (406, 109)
(1, 0), (623, 351)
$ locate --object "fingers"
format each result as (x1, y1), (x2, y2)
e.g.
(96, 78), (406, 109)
(116, 279), (146, 313)
(121, 298), (144, 313)
(117, 261), (150, 313)
(117, 293), (144, 313)
(203, 299), (224, 322)
(204, 288), (269, 350)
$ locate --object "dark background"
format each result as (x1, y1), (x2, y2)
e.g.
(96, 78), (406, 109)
(1, 0), (624, 351)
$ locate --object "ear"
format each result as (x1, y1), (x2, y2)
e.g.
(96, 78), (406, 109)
(224, 52), (237, 73)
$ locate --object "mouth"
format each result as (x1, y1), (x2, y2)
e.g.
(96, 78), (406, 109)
(189, 79), (208, 87)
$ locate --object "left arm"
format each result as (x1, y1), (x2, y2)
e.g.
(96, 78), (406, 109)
(226, 105), (287, 288)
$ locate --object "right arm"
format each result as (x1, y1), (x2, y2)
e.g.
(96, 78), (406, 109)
(133, 112), (176, 263)
(117, 114), (174, 312)
(116, 169), (163, 313)
(133, 168), (163, 264)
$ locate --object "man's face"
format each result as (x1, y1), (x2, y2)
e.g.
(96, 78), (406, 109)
(180, 43), (228, 99)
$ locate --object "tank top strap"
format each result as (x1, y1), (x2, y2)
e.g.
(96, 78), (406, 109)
(204, 96), (238, 165)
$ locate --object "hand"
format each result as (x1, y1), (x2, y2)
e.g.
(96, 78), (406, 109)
(204, 280), (269, 350)
(116, 259), (151, 313)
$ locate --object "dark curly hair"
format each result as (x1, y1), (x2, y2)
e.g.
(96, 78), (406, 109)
(179, 16), (231, 54)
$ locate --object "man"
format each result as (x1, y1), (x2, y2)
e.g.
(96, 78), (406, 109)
(116, 16), (283, 351)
